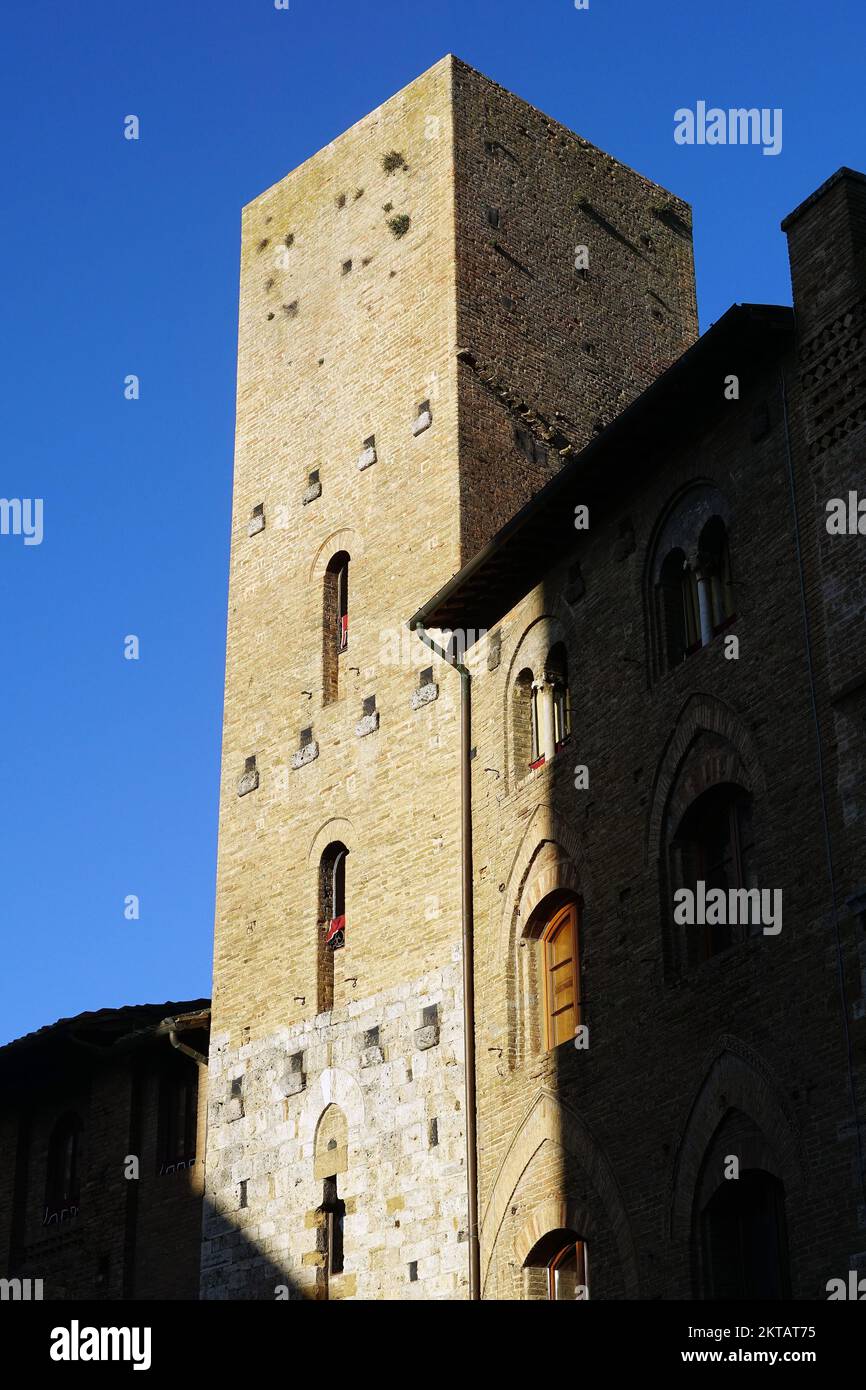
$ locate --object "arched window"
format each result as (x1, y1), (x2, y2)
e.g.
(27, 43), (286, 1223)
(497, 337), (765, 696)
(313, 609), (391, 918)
(546, 643), (571, 752)
(670, 783), (756, 966)
(323, 551), (350, 704)
(539, 902), (581, 1049)
(514, 647), (572, 776)
(318, 842), (348, 1012)
(314, 1105), (348, 1295)
(649, 489), (736, 677)
(700, 1171), (789, 1300)
(699, 517), (736, 636)
(659, 547), (701, 668)
(514, 668), (537, 773)
(44, 1113), (82, 1223)
(524, 1228), (589, 1300)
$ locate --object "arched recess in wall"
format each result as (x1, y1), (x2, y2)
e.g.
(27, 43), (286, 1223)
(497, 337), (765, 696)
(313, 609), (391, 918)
(645, 694), (768, 976)
(513, 843), (583, 1065)
(313, 1104), (349, 1179)
(502, 615), (574, 790)
(645, 693), (766, 868)
(643, 482), (735, 681)
(667, 1037), (806, 1296)
(494, 806), (587, 1069)
(307, 527), (362, 585)
(520, 1216), (590, 1300)
(299, 1068), (365, 1155)
(479, 1089), (639, 1298)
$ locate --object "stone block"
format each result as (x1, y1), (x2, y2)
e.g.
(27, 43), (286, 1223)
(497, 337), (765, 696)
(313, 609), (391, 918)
(291, 741), (319, 769)
(414, 1024), (440, 1051)
(411, 681), (439, 710)
(412, 408), (433, 436)
(237, 768), (259, 797)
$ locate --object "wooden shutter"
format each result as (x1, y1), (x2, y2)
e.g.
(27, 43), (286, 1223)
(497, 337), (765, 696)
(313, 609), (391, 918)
(542, 904), (580, 1049)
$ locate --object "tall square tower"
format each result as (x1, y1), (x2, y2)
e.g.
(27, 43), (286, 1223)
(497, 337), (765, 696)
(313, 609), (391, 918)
(203, 55), (697, 1300)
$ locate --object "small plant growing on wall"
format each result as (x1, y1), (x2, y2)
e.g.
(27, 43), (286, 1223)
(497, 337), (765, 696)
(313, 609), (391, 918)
(382, 150), (407, 173)
(388, 213), (411, 238)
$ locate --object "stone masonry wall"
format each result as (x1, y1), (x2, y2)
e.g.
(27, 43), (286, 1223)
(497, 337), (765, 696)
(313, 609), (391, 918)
(202, 961), (468, 1299)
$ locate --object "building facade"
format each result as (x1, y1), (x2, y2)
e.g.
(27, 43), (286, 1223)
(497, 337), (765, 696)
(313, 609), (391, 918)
(0, 1002), (209, 1300)
(205, 52), (865, 1300)
(412, 166), (866, 1300)
(202, 54), (697, 1300)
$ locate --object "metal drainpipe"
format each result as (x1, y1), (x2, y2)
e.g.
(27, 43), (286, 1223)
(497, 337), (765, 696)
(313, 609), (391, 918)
(161, 1018), (209, 1067)
(412, 622), (481, 1300)
(779, 368), (866, 1210)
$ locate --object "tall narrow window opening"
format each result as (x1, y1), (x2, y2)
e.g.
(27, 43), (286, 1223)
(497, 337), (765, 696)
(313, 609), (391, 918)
(318, 842), (348, 1012)
(699, 517), (736, 636)
(158, 1063), (198, 1174)
(323, 551), (350, 704)
(547, 643), (571, 752)
(44, 1114), (82, 1224)
(514, 668), (535, 773)
(321, 1175), (346, 1277)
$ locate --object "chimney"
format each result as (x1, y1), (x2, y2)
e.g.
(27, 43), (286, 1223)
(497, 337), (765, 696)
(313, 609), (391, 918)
(781, 166), (866, 340)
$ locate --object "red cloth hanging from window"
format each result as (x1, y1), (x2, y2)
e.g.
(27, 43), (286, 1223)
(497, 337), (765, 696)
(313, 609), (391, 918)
(326, 914), (345, 947)
(339, 613), (348, 650)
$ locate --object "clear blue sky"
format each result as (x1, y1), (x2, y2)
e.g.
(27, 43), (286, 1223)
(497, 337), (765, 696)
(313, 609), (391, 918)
(1, 0), (863, 1045)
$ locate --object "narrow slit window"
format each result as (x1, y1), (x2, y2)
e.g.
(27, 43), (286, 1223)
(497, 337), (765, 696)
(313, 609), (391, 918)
(323, 551), (350, 703)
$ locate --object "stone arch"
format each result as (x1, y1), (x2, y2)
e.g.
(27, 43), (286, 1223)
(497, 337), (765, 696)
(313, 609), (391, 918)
(514, 1198), (592, 1267)
(299, 1068), (365, 1158)
(479, 1089), (639, 1297)
(668, 1036), (806, 1247)
(520, 842), (582, 933)
(495, 810), (587, 1066)
(645, 692), (767, 865)
(308, 527), (362, 584)
(307, 817), (354, 866)
(643, 481), (735, 679)
(693, 1110), (784, 1215)
(498, 805), (587, 962)
(645, 481), (733, 589)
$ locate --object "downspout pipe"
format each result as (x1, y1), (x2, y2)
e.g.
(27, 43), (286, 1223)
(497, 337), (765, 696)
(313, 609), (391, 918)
(161, 1018), (209, 1067)
(410, 620), (481, 1301)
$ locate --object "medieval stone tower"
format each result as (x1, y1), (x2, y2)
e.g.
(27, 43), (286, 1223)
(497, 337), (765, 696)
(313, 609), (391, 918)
(202, 54), (698, 1299)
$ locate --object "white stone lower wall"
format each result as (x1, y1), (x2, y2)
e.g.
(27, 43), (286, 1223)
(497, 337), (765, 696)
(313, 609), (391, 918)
(201, 957), (469, 1299)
